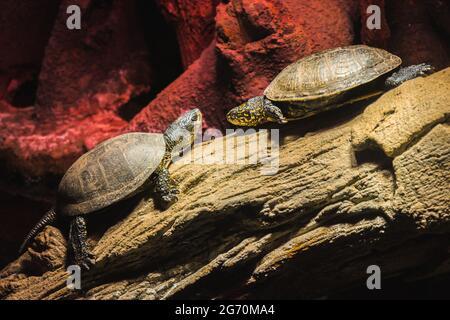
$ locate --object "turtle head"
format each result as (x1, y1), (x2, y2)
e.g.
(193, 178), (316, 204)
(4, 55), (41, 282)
(227, 96), (272, 127)
(165, 108), (202, 151)
(174, 108), (202, 138)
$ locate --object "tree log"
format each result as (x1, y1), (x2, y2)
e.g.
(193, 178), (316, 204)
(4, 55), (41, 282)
(1, 68), (449, 300)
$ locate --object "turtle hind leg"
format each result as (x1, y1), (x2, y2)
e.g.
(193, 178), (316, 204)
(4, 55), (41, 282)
(153, 167), (179, 210)
(385, 63), (435, 88)
(69, 216), (95, 270)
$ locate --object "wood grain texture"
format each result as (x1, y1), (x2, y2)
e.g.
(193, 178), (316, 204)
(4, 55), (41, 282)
(1, 68), (449, 300)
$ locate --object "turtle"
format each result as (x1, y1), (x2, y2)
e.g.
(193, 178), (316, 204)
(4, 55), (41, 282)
(19, 108), (202, 269)
(226, 45), (434, 126)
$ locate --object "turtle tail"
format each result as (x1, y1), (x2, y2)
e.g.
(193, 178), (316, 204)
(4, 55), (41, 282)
(19, 208), (57, 255)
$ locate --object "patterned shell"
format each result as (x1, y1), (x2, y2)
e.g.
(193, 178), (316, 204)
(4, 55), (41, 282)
(264, 45), (402, 102)
(58, 133), (166, 216)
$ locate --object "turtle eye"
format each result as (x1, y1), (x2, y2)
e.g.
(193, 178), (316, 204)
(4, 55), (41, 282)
(191, 113), (198, 121)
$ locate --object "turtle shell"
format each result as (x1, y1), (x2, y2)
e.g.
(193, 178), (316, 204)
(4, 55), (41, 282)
(57, 133), (166, 216)
(264, 45), (402, 103)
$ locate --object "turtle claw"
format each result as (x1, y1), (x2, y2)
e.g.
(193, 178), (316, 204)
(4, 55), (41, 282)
(277, 117), (288, 124)
(74, 251), (96, 270)
(158, 187), (179, 209)
(80, 260), (93, 271)
(162, 193), (178, 205)
(417, 63), (434, 76)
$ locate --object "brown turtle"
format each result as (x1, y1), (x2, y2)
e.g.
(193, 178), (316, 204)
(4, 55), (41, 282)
(19, 109), (202, 269)
(226, 45), (433, 126)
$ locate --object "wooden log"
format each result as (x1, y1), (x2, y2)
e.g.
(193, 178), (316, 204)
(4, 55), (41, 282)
(1, 68), (449, 300)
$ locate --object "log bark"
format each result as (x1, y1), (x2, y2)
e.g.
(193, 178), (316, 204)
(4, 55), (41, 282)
(1, 68), (449, 299)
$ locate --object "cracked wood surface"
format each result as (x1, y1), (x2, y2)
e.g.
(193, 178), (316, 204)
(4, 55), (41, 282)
(0, 68), (449, 300)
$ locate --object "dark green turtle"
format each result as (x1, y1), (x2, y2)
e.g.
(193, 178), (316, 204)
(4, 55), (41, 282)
(226, 45), (433, 126)
(19, 109), (202, 269)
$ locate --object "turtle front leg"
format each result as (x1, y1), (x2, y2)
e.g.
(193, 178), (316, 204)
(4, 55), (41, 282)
(385, 63), (434, 88)
(263, 99), (288, 124)
(153, 167), (179, 209)
(69, 216), (95, 270)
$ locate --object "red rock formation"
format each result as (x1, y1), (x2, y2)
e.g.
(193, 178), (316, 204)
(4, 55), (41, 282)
(0, 0), (153, 178)
(0, 0), (59, 83)
(387, 0), (449, 69)
(36, 0), (152, 118)
(425, 0), (450, 36)
(156, 0), (219, 68)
